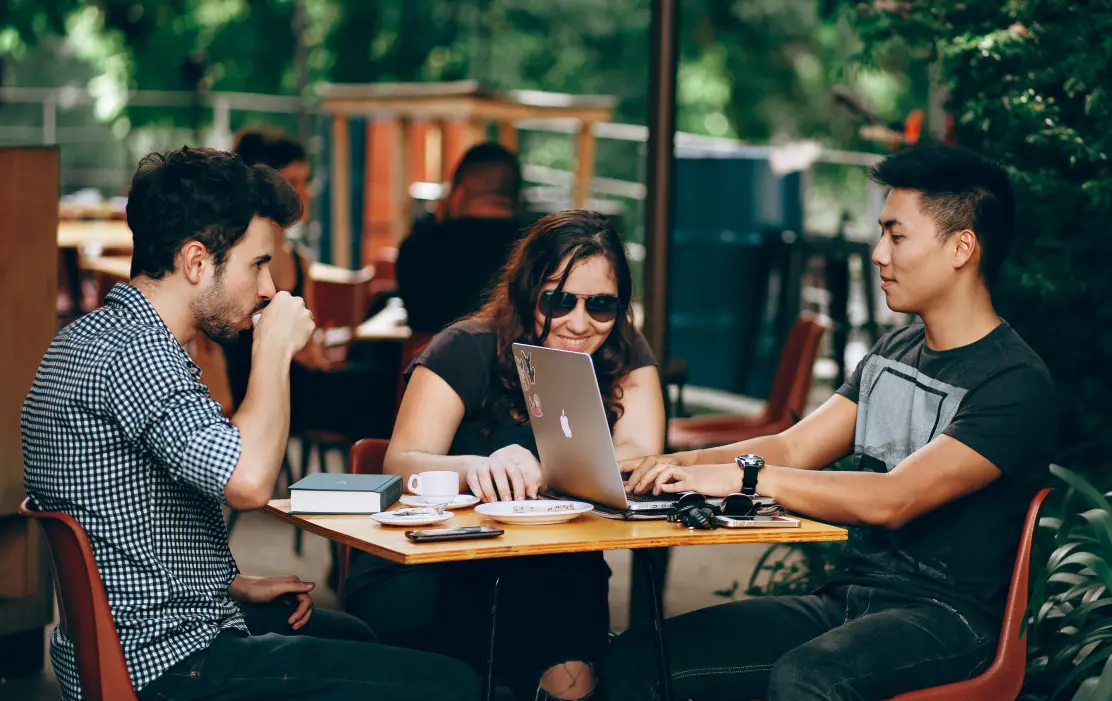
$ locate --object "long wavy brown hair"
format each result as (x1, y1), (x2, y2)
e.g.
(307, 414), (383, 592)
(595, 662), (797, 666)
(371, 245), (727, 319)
(473, 209), (640, 434)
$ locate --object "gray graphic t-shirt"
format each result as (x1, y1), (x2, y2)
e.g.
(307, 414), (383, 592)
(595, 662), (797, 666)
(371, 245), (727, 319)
(830, 321), (1054, 625)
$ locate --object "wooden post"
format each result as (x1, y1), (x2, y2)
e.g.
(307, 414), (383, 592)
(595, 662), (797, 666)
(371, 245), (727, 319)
(0, 146), (59, 675)
(575, 122), (597, 209)
(439, 120), (464, 183)
(329, 114), (352, 268)
(392, 116), (413, 243)
(499, 121), (518, 151)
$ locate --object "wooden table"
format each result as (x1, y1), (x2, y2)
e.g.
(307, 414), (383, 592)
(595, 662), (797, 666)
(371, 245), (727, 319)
(57, 221), (133, 314)
(263, 499), (845, 564)
(58, 220), (133, 251)
(354, 314), (411, 342)
(264, 499), (846, 701)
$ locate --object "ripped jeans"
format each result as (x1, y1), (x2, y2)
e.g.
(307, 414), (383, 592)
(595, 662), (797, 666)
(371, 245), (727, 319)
(604, 584), (997, 701)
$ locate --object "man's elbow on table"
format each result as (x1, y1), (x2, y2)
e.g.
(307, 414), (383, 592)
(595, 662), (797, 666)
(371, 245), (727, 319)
(224, 467), (272, 511)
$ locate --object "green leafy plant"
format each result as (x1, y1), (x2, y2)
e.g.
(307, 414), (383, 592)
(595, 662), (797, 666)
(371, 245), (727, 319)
(1022, 466), (1112, 701)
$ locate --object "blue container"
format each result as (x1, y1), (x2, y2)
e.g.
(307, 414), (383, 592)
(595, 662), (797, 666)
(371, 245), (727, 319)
(666, 145), (804, 399)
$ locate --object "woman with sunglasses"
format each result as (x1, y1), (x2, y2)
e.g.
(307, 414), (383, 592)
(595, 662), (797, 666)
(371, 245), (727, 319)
(344, 209), (665, 701)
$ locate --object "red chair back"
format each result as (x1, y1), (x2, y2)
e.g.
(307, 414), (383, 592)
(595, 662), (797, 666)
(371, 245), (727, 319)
(886, 487), (1053, 701)
(335, 439), (391, 606)
(310, 266), (375, 330)
(18, 498), (138, 701)
(764, 312), (829, 424)
(666, 313), (829, 450)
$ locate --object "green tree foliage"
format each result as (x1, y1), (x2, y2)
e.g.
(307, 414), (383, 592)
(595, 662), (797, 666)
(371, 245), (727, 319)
(851, 0), (1112, 480)
(2, 0), (915, 145)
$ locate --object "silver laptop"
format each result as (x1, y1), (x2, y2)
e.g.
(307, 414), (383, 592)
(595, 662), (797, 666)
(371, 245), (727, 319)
(512, 342), (691, 519)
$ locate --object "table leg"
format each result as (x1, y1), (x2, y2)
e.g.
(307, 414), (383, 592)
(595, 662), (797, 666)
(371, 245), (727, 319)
(641, 552), (673, 701)
(630, 547), (670, 628)
(484, 575), (501, 701)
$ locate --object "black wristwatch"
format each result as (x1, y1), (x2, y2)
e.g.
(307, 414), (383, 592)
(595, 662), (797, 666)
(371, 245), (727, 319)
(735, 454), (765, 496)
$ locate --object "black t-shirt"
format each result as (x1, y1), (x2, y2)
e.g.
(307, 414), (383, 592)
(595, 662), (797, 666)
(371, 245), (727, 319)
(408, 319), (657, 459)
(395, 216), (526, 334)
(828, 320), (1055, 625)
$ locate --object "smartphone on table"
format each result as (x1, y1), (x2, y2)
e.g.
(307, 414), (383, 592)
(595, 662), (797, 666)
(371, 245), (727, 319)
(405, 526), (505, 542)
(714, 514), (800, 528)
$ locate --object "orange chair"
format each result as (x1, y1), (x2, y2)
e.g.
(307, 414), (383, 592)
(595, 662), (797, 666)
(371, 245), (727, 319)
(748, 488), (1051, 701)
(886, 487), (1052, 700)
(335, 438), (390, 606)
(18, 498), (139, 701)
(667, 313), (830, 451)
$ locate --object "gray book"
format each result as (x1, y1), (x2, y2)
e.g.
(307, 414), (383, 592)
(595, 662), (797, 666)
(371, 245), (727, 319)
(289, 473), (402, 514)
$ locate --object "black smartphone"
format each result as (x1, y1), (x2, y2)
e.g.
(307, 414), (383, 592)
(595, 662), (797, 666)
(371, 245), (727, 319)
(405, 526), (505, 542)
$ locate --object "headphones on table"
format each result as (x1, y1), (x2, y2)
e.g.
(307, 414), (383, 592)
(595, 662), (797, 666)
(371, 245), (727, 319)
(666, 492), (785, 530)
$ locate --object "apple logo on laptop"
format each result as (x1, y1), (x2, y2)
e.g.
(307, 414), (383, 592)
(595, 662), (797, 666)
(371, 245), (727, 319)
(560, 410), (572, 438)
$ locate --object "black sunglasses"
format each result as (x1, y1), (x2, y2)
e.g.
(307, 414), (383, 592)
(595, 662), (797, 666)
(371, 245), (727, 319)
(666, 492), (784, 527)
(671, 492), (762, 517)
(538, 291), (621, 322)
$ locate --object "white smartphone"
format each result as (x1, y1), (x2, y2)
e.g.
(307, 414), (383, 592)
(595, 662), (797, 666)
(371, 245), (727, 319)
(714, 514), (800, 528)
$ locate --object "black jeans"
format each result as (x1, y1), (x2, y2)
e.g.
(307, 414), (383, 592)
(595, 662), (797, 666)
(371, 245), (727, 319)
(137, 598), (479, 701)
(344, 551), (612, 701)
(605, 584), (998, 701)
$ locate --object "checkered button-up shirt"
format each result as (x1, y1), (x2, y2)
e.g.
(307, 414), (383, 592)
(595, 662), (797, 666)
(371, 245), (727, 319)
(22, 283), (247, 700)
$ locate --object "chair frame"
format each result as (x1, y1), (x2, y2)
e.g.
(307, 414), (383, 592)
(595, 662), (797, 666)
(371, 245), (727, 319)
(19, 498), (139, 701)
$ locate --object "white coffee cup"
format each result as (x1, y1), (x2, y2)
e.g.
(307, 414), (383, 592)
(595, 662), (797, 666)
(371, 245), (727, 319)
(407, 471), (460, 504)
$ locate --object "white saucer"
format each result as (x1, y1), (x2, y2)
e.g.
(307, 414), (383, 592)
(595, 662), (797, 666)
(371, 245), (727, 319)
(372, 508), (454, 527)
(399, 494), (481, 510)
(475, 500), (593, 525)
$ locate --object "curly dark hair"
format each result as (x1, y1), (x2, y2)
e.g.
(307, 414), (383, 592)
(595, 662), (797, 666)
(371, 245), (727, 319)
(126, 146), (302, 279)
(474, 209), (638, 432)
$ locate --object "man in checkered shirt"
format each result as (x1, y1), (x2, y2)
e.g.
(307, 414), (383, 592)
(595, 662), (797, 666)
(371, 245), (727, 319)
(23, 147), (479, 701)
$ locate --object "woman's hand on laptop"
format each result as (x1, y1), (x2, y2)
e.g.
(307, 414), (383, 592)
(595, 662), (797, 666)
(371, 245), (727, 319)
(467, 445), (542, 502)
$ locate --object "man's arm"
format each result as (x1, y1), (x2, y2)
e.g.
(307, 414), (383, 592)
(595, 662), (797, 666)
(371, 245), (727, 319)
(756, 435), (1001, 528)
(647, 364), (1055, 528)
(224, 291), (314, 509)
(625, 394), (857, 493)
(223, 343), (293, 510)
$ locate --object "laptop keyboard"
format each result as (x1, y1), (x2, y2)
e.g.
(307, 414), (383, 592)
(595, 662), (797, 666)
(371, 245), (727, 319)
(625, 489), (677, 503)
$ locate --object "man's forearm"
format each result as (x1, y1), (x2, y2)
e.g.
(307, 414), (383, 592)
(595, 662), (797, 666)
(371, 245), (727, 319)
(758, 465), (903, 528)
(678, 433), (794, 467)
(228, 349), (292, 504)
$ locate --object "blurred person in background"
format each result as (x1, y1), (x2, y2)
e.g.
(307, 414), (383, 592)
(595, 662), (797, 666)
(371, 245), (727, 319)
(396, 141), (527, 334)
(223, 128), (395, 441)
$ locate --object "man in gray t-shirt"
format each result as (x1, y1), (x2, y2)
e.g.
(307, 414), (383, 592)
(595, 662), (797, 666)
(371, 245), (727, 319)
(608, 144), (1054, 701)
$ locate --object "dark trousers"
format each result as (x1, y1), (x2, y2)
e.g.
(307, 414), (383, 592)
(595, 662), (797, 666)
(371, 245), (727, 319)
(604, 584), (998, 701)
(137, 598), (479, 701)
(344, 551), (612, 701)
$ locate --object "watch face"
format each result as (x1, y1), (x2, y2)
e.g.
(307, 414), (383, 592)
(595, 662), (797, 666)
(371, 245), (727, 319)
(736, 454), (764, 469)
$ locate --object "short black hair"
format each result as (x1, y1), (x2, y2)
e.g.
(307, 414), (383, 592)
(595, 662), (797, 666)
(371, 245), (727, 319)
(451, 141), (523, 206)
(233, 128), (307, 171)
(126, 147), (302, 279)
(870, 144), (1015, 283)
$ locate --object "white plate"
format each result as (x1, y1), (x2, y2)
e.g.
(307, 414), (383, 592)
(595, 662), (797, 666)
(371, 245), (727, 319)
(398, 494), (481, 510)
(372, 508), (454, 527)
(474, 500), (593, 525)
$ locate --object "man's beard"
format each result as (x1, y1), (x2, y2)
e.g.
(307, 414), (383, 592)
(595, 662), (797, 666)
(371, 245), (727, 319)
(192, 267), (249, 343)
